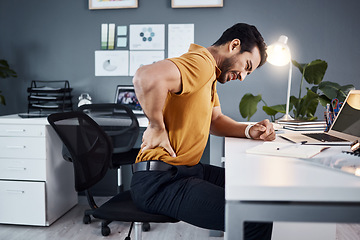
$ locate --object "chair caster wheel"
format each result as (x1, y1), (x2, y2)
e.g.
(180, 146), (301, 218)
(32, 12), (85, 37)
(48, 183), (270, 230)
(83, 215), (91, 224)
(125, 237), (131, 240)
(102, 226), (111, 236)
(142, 222), (150, 232)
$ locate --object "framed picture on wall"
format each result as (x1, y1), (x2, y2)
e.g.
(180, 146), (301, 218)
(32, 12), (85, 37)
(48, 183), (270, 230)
(171, 0), (223, 8)
(89, 0), (138, 10)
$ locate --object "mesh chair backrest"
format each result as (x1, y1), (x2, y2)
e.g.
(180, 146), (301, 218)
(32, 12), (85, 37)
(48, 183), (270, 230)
(47, 111), (112, 192)
(78, 103), (140, 154)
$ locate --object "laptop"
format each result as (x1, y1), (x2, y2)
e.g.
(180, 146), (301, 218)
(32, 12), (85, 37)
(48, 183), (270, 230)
(114, 85), (144, 115)
(279, 89), (360, 145)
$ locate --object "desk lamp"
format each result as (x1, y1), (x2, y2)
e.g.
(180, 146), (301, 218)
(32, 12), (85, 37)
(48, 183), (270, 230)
(267, 35), (293, 121)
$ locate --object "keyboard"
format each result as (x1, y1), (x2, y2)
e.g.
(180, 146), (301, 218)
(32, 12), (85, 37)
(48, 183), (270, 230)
(303, 133), (347, 142)
(342, 151), (360, 157)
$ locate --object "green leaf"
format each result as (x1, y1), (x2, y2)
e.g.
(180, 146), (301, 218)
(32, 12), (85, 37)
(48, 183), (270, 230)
(337, 84), (355, 102)
(0, 95), (5, 105)
(0, 60), (10, 68)
(318, 81), (341, 100)
(296, 89), (319, 119)
(262, 106), (277, 116)
(239, 93), (262, 121)
(290, 95), (300, 105)
(317, 81), (355, 102)
(318, 94), (331, 107)
(263, 104), (283, 116)
(290, 89), (319, 120)
(310, 86), (319, 93)
(303, 59), (327, 85)
(291, 59), (307, 74)
(290, 95), (301, 116)
(0, 59), (17, 79)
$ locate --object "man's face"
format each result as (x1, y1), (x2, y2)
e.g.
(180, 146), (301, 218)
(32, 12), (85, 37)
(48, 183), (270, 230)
(217, 46), (261, 84)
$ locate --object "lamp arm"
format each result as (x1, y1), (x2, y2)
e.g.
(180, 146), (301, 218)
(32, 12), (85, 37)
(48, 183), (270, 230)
(278, 61), (293, 121)
(285, 62), (292, 117)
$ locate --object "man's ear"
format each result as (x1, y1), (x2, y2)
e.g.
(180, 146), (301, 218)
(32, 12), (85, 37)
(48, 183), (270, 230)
(229, 39), (241, 52)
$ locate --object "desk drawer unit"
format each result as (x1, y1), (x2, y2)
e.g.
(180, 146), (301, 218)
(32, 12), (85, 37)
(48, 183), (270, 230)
(0, 158), (46, 181)
(0, 180), (46, 225)
(0, 124), (45, 137)
(0, 124), (47, 225)
(0, 117), (77, 226)
(0, 137), (45, 159)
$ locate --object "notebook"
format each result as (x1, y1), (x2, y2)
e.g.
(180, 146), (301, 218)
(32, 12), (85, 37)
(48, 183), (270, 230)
(114, 85), (144, 115)
(246, 142), (329, 158)
(279, 89), (360, 145)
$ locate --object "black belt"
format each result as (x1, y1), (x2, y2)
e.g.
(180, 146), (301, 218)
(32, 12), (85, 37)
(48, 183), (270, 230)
(132, 160), (174, 173)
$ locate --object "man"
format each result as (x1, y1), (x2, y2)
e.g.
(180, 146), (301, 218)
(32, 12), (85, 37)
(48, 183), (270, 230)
(131, 23), (275, 239)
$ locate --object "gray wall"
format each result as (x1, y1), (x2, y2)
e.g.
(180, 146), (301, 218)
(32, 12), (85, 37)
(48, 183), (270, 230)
(1, 0), (360, 121)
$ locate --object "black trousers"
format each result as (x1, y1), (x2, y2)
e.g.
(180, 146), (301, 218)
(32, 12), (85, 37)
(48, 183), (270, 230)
(130, 162), (273, 240)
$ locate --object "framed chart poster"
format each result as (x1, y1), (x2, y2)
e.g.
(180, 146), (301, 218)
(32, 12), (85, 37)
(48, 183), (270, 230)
(171, 0), (223, 8)
(89, 0), (138, 10)
(129, 24), (165, 50)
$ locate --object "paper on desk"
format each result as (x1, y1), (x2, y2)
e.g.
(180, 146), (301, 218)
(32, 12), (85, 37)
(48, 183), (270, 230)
(246, 142), (329, 158)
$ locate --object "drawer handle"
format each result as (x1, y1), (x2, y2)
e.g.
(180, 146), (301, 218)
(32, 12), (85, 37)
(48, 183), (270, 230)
(6, 129), (26, 133)
(6, 190), (25, 194)
(7, 167), (27, 171)
(6, 145), (26, 149)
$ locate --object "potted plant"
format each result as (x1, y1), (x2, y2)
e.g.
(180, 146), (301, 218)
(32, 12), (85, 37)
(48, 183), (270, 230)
(239, 59), (355, 122)
(0, 59), (17, 105)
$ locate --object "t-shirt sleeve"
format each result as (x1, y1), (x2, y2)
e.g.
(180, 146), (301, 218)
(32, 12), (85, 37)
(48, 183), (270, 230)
(169, 53), (215, 95)
(214, 92), (220, 107)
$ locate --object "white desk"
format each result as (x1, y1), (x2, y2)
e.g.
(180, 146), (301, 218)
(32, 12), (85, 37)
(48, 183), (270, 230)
(224, 137), (360, 240)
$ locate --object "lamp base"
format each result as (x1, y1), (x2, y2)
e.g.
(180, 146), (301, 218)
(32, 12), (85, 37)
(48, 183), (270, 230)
(278, 113), (294, 121)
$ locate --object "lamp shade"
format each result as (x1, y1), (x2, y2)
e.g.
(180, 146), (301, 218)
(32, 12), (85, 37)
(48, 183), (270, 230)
(267, 35), (291, 66)
(347, 94), (360, 110)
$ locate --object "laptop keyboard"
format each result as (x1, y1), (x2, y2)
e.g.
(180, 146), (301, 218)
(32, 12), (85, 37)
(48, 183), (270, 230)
(303, 133), (347, 142)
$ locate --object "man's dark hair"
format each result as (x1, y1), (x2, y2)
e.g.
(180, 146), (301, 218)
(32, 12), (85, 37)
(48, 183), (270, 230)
(213, 23), (267, 67)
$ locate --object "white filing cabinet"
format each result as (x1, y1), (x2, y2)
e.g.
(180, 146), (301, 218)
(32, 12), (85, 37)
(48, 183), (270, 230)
(0, 114), (77, 226)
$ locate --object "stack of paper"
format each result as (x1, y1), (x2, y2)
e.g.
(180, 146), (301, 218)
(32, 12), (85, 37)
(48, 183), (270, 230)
(246, 142), (329, 158)
(277, 120), (326, 131)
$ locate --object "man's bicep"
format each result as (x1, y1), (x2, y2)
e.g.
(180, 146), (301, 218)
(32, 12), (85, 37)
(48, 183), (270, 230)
(211, 106), (222, 122)
(149, 60), (182, 93)
(134, 60), (182, 94)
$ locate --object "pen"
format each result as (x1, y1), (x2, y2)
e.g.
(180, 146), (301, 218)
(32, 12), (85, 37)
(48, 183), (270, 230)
(276, 141), (307, 150)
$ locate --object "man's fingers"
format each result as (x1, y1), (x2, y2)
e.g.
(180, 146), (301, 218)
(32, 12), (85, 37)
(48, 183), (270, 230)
(260, 129), (276, 141)
(253, 124), (266, 132)
(141, 144), (149, 152)
(251, 120), (275, 141)
(166, 148), (177, 158)
(141, 141), (176, 157)
(164, 143), (176, 158)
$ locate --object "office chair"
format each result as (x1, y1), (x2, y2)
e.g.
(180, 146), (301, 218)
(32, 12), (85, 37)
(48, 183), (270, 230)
(77, 103), (140, 169)
(78, 103), (149, 232)
(78, 103), (141, 196)
(47, 111), (178, 240)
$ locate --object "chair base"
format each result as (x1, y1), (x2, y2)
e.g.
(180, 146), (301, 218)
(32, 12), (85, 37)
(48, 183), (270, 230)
(83, 209), (152, 238)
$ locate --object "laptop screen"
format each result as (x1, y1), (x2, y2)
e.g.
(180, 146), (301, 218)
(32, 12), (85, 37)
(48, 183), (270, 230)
(330, 90), (360, 137)
(114, 85), (143, 114)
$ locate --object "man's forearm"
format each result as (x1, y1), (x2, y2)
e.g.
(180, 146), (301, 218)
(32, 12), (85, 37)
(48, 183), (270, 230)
(210, 113), (248, 138)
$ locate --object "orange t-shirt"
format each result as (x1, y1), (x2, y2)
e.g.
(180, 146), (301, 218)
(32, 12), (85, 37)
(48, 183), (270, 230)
(136, 44), (221, 166)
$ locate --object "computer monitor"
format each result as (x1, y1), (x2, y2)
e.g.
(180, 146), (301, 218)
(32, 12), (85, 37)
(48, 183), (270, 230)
(114, 85), (143, 114)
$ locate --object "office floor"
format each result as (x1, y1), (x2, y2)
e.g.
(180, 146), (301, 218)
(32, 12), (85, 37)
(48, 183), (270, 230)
(0, 196), (359, 240)
(0, 196), (222, 240)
